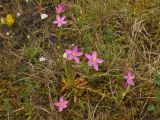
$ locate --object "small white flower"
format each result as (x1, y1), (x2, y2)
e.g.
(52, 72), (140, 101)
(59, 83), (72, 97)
(63, 53), (68, 58)
(17, 12), (21, 17)
(71, 44), (75, 47)
(25, 0), (29, 2)
(27, 35), (30, 39)
(1, 18), (5, 24)
(39, 56), (47, 61)
(41, 13), (48, 20)
(6, 32), (10, 36)
(138, 29), (142, 32)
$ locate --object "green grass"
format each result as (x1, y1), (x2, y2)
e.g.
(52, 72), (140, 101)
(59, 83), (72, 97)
(0, 0), (160, 119)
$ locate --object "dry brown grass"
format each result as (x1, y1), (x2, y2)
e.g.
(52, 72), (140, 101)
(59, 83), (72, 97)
(0, 0), (160, 120)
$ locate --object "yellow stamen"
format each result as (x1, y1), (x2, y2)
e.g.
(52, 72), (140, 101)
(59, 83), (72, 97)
(61, 102), (64, 106)
(72, 52), (76, 57)
(92, 57), (96, 62)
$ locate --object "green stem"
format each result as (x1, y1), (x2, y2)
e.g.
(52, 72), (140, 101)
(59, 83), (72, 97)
(64, 60), (74, 85)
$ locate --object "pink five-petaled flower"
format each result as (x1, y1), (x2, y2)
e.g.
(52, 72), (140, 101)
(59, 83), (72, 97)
(54, 96), (68, 112)
(85, 51), (104, 71)
(65, 46), (83, 63)
(123, 71), (135, 88)
(55, 3), (65, 14)
(53, 15), (67, 27)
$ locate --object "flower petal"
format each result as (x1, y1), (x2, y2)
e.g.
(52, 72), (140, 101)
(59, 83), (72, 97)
(128, 71), (132, 77)
(96, 58), (104, 63)
(74, 57), (79, 63)
(63, 104), (67, 108)
(53, 20), (58, 24)
(76, 52), (83, 56)
(56, 15), (60, 20)
(124, 71), (135, 80)
(67, 55), (73, 60)
(64, 101), (68, 105)
(59, 4), (65, 10)
(55, 3), (65, 14)
(88, 60), (93, 66)
(130, 75), (135, 80)
(65, 49), (72, 54)
(54, 102), (60, 107)
(61, 16), (66, 21)
(124, 81), (129, 88)
(63, 100), (68, 109)
(61, 21), (67, 25)
(124, 75), (129, 80)
(60, 97), (64, 102)
(58, 106), (64, 112)
(127, 79), (134, 86)
(93, 62), (98, 71)
(72, 46), (77, 52)
(85, 53), (92, 59)
(55, 6), (58, 11)
(58, 23), (62, 27)
(92, 51), (97, 58)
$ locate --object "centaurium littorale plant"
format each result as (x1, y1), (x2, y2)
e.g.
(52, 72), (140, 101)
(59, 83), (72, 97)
(123, 71), (135, 88)
(65, 46), (83, 63)
(54, 96), (68, 112)
(53, 15), (67, 27)
(55, 3), (65, 14)
(85, 51), (104, 71)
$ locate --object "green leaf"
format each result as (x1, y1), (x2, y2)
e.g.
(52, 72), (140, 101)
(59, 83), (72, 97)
(147, 105), (155, 112)
(155, 71), (160, 86)
(3, 98), (10, 112)
(78, 99), (85, 108)
(25, 47), (40, 59)
(25, 101), (33, 116)
(82, 32), (90, 52)
(104, 24), (114, 44)
(83, 63), (90, 74)
(155, 91), (160, 100)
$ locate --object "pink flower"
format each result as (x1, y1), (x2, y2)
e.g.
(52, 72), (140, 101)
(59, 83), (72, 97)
(53, 15), (67, 27)
(54, 96), (68, 112)
(85, 51), (104, 71)
(123, 71), (135, 88)
(55, 3), (65, 14)
(65, 46), (83, 63)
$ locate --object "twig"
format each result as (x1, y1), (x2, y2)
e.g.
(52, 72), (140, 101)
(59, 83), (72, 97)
(92, 96), (104, 119)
